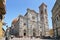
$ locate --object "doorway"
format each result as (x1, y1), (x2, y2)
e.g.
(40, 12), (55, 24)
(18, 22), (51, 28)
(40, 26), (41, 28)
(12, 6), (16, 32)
(24, 30), (26, 36)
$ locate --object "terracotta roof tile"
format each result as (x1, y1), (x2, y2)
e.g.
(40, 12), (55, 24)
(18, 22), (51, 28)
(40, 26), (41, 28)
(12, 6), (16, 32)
(12, 18), (18, 24)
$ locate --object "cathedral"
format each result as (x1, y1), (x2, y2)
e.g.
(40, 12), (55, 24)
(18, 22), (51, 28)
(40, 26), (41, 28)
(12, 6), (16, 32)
(11, 3), (49, 38)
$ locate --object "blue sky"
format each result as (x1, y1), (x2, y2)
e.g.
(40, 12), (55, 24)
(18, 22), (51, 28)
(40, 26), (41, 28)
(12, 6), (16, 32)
(3, 0), (56, 30)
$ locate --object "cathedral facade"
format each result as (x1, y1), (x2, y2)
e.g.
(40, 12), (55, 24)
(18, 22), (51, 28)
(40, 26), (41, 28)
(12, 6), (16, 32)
(11, 3), (49, 38)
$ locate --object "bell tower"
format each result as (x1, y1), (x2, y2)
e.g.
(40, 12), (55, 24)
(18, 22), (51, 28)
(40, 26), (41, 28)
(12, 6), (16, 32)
(39, 3), (49, 36)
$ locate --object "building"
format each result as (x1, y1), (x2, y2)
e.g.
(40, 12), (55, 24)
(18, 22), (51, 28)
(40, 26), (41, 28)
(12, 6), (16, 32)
(23, 8), (40, 37)
(48, 29), (54, 37)
(11, 18), (19, 37)
(11, 3), (49, 38)
(39, 3), (49, 36)
(0, 0), (6, 38)
(52, 0), (60, 38)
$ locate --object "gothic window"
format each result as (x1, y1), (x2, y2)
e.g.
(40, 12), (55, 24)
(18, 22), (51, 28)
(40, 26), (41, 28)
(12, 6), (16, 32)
(41, 10), (43, 15)
(45, 9), (47, 14)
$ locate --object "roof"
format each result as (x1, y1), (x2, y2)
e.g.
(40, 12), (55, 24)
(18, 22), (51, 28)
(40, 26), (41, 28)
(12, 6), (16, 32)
(24, 8), (37, 16)
(12, 18), (18, 24)
(39, 3), (47, 8)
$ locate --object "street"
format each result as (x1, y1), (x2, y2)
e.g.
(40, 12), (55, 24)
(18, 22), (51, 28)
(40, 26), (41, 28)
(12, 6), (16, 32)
(1, 37), (55, 40)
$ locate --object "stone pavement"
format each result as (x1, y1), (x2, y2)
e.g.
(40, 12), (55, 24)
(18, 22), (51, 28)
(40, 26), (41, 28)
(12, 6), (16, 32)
(9, 37), (54, 40)
(0, 37), (55, 40)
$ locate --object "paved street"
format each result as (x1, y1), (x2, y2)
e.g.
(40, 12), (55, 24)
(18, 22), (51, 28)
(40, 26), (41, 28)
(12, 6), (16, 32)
(1, 37), (54, 40)
(9, 37), (54, 40)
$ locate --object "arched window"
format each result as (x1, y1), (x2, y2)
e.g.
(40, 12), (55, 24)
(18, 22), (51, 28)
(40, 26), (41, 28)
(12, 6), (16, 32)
(41, 10), (43, 15)
(45, 9), (47, 14)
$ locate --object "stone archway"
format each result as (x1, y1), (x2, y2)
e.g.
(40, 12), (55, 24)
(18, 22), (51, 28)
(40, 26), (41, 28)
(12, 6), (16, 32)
(24, 30), (26, 36)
